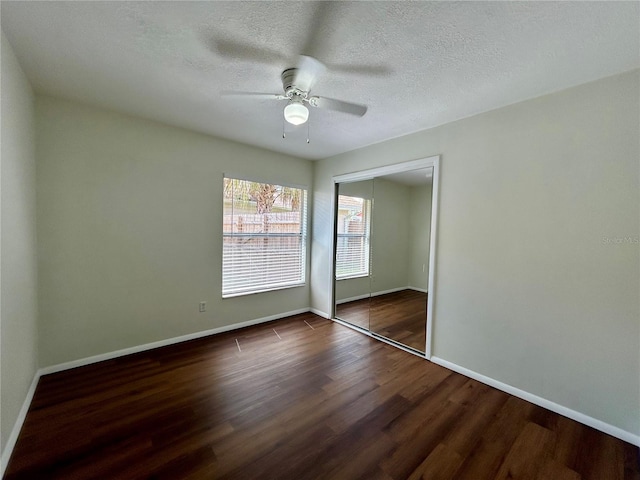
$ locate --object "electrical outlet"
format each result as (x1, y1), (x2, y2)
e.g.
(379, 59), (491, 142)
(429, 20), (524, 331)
(199, 301), (206, 313)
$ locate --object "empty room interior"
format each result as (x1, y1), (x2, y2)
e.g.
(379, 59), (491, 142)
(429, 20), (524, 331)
(1, 2), (639, 479)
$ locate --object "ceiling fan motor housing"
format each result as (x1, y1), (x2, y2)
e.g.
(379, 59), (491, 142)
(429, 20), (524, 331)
(281, 68), (305, 97)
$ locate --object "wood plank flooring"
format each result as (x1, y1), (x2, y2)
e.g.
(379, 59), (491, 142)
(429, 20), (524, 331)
(336, 297), (370, 330)
(5, 313), (639, 479)
(338, 289), (427, 352)
(370, 290), (427, 352)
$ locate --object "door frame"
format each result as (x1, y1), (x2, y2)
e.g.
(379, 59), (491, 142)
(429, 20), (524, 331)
(331, 155), (440, 359)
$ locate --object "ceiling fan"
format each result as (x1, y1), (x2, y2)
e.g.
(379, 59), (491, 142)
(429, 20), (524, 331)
(222, 55), (368, 126)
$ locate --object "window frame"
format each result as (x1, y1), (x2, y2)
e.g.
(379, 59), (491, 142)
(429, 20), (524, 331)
(222, 176), (307, 298)
(335, 195), (371, 281)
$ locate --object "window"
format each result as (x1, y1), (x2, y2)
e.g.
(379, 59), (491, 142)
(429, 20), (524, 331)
(335, 195), (371, 279)
(222, 177), (307, 297)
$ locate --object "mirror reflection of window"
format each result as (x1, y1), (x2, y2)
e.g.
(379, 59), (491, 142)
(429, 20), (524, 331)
(333, 163), (437, 355)
(335, 195), (371, 280)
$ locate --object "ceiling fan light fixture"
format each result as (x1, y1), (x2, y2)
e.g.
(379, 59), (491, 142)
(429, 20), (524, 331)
(284, 100), (309, 125)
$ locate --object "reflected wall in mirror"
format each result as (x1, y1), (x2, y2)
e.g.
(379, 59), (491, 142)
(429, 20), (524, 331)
(333, 163), (436, 355)
(334, 180), (373, 330)
(369, 168), (433, 352)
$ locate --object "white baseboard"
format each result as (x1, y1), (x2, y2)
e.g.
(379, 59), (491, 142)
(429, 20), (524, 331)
(371, 286), (407, 297)
(372, 286), (428, 296)
(408, 286), (428, 294)
(336, 288), (407, 305)
(336, 287), (428, 306)
(40, 308), (311, 375)
(430, 356), (640, 447)
(336, 293), (370, 305)
(1, 371), (41, 478)
(310, 308), (330, 319)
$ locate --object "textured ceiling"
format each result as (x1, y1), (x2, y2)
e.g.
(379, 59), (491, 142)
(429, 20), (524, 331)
(2, 1), (638, 160)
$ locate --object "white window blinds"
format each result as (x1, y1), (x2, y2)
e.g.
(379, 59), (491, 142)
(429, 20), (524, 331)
(222, 178), (307, 297)
(335, 195), (370, 279)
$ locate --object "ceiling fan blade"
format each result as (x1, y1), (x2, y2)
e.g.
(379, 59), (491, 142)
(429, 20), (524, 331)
(211, 38), (287, 66)
(308, 96), (367, 117)
(221, 91), (287, 100)
(294, 55), (327, 93)
(326, 63), (393, 77)
(299, 1), (335, 60)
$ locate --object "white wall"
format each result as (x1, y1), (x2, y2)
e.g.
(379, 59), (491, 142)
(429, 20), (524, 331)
(407, 182), (432, 291)
(1, 33), (39, 453)
(311, 70), (640, 437)
(335, 178), (415, 302)
(36, 96), (313, 367)
(370, 177), (411, 294)
(338, 179), (373, 200)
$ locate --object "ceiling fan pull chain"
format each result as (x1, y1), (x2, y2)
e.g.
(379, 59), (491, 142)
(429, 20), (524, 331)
(307, 120), (310, 144)
(282, 115), (286, 139)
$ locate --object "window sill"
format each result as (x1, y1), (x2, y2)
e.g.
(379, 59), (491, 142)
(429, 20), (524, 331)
(222, 282), (306, 298)
(336, 274), (370, 281)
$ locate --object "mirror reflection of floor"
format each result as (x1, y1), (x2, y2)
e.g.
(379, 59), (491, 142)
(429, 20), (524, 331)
(336, 289), (427, 352)
(335, 297), (370, 330)
(370, 290), (427, 352)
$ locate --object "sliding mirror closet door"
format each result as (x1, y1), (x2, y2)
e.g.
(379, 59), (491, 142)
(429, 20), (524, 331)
(334, 180), (373, 330)
(368, 168), (433, 352)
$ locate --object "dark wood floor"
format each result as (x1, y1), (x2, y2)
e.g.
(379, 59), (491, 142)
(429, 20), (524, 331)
(6, 313), (639, 479)
(336, 296), (370, 329)
(338, 289), (427, 352)
(370, 290), (427, 352)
